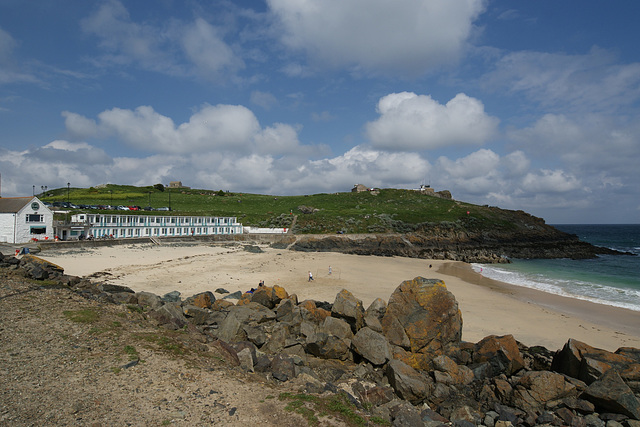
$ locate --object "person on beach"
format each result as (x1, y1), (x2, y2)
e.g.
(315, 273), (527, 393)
(308, 271), (314, 281)
(258, 280), (264, 287)
(328, 266), (332, 275)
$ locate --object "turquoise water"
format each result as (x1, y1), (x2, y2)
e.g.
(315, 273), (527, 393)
(472, 224), (640, 311)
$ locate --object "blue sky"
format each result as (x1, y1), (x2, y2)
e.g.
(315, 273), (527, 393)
(1, 0), (639, 224)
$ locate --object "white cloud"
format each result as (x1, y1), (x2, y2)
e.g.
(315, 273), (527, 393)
(66, 104), (307, 156)
(509, 113), (640, 176)
(250, 91), (278, 110)
(482, 48), (640, 113)
(180, 18), (244, 77)
(81, 0), (242, 79)
(62, 111), (99, 140)
(267, 0), (486, 76)
(521, 169), (581, 193)
(366, 92), (499, 151)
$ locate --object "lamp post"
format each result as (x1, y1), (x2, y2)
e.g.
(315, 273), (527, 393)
(168, 188), (171, 211)
(148, 191), (151, 208)
(109, 190), (113, 208)
(67, 182), (70, 202)
(33, 185), (35, 196)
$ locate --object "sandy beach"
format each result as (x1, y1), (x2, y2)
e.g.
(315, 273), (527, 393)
(38, 242), (640, 352)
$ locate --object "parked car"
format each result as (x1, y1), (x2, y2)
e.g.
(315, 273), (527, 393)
(156, 207), (170, 211)
(128, 206), (140, 211)
(117, 205), (130, 211)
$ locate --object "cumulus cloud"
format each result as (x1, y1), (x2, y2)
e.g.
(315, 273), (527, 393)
(365, 92), (499, 151)
(65, 103), (307, 156)
(267, 0), (486, 76)
(81, 0), (242, 79)
(521, 169), (581, 193)
(62, 111), (99, 140)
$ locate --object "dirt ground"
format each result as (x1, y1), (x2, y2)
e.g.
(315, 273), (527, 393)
(0, 269), (337, 426)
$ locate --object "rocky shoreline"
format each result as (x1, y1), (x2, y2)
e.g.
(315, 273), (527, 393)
(4, 252), (639, 426)
(289, 229), (628, 264)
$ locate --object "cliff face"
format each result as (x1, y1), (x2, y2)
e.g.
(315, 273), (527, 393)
(289, 220), (621, 263)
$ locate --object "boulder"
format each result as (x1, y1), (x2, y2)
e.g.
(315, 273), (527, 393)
(237, 347), (255, 372)
(385, 359), (432, 404)
(251, 285), (287, 309)
(473, 335), (524, 376)
(210, 339), (240, 366)
(211, 299), (234, 311)
(182, 305), (211, 325)
(432, 355), (474, 386)
(184, 291), (215, 309)
(380, 314), (410, 349)
(351, 327), (391, 366)
(271, 354), (297, 382)
(136, 291), (163, 310)
(99, 283), (135, 294)
(298, 300), (331, 324)
(511, 371), (577, 412)
(161, 290), (181, 303)
(331, 289), (365, 332)
(305, 332), (351, 361)
(581, 369), (640, 420)
(322, 316), (353, 340)
(111, 292), (138, 305)
(552, 339), (640, 384)
(381, 277), (462, 369)
(363, 315), (383, 333)
(365, 298), (387, 320)
(149, 302), (188, 330)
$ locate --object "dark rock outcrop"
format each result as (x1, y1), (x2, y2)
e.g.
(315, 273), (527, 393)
(288, 220), (630, 263)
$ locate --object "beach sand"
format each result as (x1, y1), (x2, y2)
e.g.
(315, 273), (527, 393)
(38, 242), (640, 352)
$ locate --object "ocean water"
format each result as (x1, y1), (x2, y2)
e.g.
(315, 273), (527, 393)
(471, 224), (640, 312)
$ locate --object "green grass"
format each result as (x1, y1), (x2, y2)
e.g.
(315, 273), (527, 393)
(63, 309), (99, 324)
(123, 345), (139, 360)
(42, 184), (545, 235)
(278, 392), (390, 426)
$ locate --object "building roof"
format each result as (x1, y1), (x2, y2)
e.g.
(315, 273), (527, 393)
(0, 197), (34, 213)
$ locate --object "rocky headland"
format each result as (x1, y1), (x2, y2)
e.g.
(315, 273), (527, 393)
(2, 253), (639, 426)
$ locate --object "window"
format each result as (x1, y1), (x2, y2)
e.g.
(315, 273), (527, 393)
(30, 227), (46, 234)
(26, 214), (43, 222)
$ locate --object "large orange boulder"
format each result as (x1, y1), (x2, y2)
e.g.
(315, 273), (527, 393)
(382, 277), (462, 369)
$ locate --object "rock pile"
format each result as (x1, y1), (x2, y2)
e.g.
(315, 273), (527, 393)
(9, 253), (640, 426)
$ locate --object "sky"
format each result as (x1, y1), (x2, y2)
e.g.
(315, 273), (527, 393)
(1, 1), (639, 224)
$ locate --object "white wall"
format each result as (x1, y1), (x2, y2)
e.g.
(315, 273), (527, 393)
(14, 198), (54, 243)
(0, 213), (17, 243)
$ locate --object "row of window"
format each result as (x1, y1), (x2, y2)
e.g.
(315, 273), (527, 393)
(90, 226), (237, 238)
(85, 215), (234, 226)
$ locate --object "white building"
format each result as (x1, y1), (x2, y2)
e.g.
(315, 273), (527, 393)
(0, 197), (54, 243)
(70, 213), (243, 239)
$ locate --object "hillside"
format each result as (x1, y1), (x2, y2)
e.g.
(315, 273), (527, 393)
(39, 184), (620, 262)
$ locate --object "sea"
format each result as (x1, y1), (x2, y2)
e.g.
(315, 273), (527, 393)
(471, 224), (640, 312)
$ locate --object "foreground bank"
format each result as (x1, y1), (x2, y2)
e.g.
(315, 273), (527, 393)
(4, 253), (640, 426)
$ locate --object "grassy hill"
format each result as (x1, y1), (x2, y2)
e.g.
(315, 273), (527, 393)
(40, 184), (542, 235)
